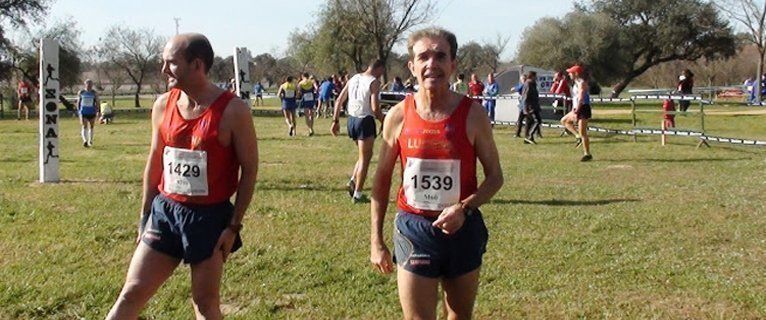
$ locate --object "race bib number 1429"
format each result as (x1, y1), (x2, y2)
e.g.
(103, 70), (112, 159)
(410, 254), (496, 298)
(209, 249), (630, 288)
(163, 146), (209, 196)
(403, 158), (460, 211)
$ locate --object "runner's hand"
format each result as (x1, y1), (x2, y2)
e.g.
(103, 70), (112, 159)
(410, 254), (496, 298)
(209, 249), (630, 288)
(432, 204), (466, 234)
(330, 121), (339, 137)
(216, 228), (237, 262)
(370, 243), (394, 274)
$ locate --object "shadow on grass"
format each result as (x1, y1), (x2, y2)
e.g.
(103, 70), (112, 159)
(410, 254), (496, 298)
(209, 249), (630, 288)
(0, 129), (37, 134)
(1, 158), (76, 163)
(258, 182), (346, 192)
(252, 111), (292, 118)
(712, 144), (766, 154)
(591, 118), (633, 124)
(98, 121), (143, 126)
(259, 137), (302, 142)
(601, 157), (751, 163)
(491, 198), (640, 206)
(544, 138), (633, 146)
(59, 178), (142, 184)
(0, 158), (34, 163)
(114, 143), (148, 147)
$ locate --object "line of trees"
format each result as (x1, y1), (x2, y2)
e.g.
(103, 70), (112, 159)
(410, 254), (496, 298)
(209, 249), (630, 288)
(715, 0), (766, 103)
(2, 0), (762, 104)
(516, 0), (738, 97)
(0, 1), (166, 108)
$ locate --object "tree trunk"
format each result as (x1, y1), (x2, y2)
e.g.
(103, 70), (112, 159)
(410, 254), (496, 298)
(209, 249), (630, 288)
(379, 49), (389, 85)
(134, 84), (141, 108)
(611, 71), (644, 98)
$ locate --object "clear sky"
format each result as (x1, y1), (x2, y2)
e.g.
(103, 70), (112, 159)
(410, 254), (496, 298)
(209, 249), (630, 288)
(43, 0), (574, 61)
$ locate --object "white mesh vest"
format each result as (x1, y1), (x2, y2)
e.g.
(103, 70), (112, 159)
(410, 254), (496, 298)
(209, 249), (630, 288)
(347, 73), (376, 118)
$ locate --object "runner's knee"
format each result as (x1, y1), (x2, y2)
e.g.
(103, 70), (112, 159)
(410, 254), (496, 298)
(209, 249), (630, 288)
(118, 280), (154, 306)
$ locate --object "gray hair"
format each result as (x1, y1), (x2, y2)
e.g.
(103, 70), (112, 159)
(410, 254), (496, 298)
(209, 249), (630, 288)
(407, 27), (458, 61)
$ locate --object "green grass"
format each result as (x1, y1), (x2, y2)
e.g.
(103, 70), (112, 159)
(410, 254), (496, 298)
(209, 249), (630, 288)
(588, 103), (766, 140)
(1, 110), (765, 319)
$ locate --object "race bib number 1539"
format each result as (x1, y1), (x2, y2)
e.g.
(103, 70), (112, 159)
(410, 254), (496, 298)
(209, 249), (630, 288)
(403, 158), (460, 211)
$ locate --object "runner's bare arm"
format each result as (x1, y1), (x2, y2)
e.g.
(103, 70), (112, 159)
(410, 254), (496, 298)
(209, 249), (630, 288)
(331, 83), (350, 136)
(462, 103), (504, 209)
(370, 103), (404, 274)
(370, 79), (383, 122)
(580, 82), (589, 108)
(332, 82), (349, 121)
(139, 93), (169, 219)
(227, 100), (258, 227)
(76, 90), (83, 112)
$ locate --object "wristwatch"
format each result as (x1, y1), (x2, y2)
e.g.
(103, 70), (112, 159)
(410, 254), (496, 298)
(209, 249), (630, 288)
(228, 223), (243, 233)
(460, 202), (478, 217)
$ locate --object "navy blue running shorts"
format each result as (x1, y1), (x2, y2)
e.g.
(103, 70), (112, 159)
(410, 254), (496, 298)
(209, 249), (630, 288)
(347, 115), (377, 141)
(141, 194), (242, 264)
(282, 98), (297, 111)
(393, 210), (488, 279)
(301, 99), (316, 109)
(576, 104), (592, 120)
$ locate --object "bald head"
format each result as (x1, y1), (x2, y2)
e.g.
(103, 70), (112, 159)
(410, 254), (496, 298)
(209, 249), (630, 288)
(168, 33), (214, 74)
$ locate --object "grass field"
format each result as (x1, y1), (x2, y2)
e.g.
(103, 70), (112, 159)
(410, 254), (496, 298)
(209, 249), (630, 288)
(1, 107), (766, 319)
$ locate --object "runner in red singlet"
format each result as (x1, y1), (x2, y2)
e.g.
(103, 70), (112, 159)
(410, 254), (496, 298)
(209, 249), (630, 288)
(107, 33), (258, 320)
(370, 27), (504, 320)
(468, 73), (484, 105)
(17, 80), (34, 120)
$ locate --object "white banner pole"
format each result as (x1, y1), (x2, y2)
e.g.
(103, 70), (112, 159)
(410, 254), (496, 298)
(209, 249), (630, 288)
(39, 38), (60, 183)
(233, 47), (252, 100)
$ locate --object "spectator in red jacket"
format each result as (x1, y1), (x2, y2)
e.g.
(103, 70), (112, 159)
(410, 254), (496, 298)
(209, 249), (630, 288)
(468, 73), (484, 105)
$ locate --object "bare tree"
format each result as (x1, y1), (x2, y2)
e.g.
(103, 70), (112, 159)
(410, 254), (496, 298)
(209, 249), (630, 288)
(457, 35), (510, 76)
(342, 0), (435, 82)
(0, 0), (40, 90)
(8, 19), (84, 89)
(716, 0), (766, 104)
(97, 61), (126, 107)
(483, 34), (511, 73)
(98, 26), (163, 108)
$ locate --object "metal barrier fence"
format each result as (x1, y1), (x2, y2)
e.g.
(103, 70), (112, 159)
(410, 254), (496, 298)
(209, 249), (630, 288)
(93, 91), (763, 147)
